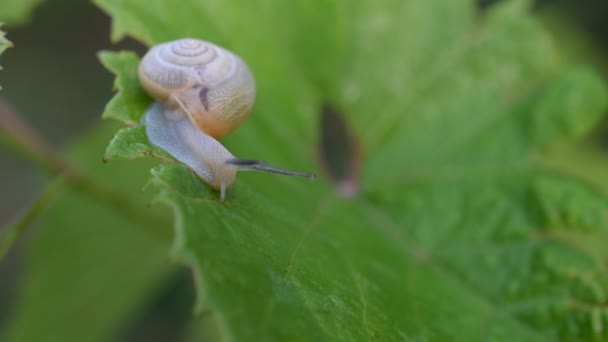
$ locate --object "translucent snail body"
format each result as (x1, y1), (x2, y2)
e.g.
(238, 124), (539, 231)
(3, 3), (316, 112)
(139, 38), (314, 201)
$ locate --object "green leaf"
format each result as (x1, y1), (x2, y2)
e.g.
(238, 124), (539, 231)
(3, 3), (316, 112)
(0, 25), (12, 89)
(98, 51), (151, 124)
(95, 0), (608, 340)
(526, 68), (608, 148)
(3, 123), (176, 342)
(103, 125), (151, 160)
(0, 0), (44, 25)
(0, 25), (11, 55)
(5, 188), (174, 342)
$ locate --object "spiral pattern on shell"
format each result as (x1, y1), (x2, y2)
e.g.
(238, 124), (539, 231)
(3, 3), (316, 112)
(139, 38), (255, 139)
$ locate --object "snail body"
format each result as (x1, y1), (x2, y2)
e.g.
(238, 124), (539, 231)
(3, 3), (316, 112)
(139, 38), (314, 201)
(144, 102), (237, 194)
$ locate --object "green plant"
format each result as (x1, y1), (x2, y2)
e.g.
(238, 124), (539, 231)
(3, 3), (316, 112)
(2, 0), (608, 341)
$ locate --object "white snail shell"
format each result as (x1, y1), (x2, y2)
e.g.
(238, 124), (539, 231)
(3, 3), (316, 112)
(139, 38), (255, 139)
(140, 38), (314, 201)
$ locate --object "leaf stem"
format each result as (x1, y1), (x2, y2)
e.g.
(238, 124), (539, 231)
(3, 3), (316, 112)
(0, 100), (173, 257)
(0, 178), (65, 260)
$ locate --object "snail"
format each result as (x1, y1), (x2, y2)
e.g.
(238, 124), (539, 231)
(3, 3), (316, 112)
(139, 38), (315, 201)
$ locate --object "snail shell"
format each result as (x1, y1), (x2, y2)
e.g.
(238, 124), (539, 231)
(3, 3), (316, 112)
(138, 38), (255, 139)
(139, 38), (315, 201)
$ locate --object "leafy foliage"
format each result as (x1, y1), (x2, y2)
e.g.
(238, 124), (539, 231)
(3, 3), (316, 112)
(9, 0), (608, 341)
(0, 0), (45, 25)
(0, 25), (12, 89)
(3, 123), (177, 342)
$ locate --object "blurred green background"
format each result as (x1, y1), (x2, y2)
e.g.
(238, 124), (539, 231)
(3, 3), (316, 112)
(1, 0), (608, 340)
